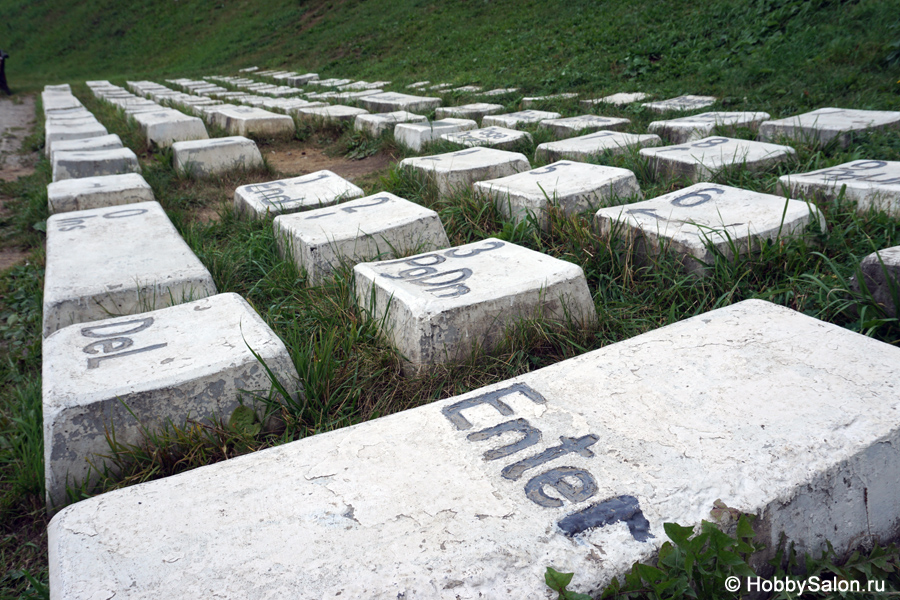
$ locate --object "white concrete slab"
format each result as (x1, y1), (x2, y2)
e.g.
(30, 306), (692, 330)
(47, 173), (155, 215)
(640, 137), (795, 182)
(43, 201), (216, 337)
(205, 105), (295, 136)
(287, 73), (319, 86)
(778, 160), (900, 216)
(296, 105), (369, 123)
(856, 245), (900, 317)
(594, 183), (823, 274)
(51, 148), (141, 183)
(451, 85), (482, 93)
(482, 110), (562, 130)
(535, 131), (662, 162)
(539, 115), (630, 138)
(44, 121), (109, 157)
(49, 134), (123, 164)
(521, 93), (578, 107)
(172, 136), (263, 177)
(479, 87), (519, 97)
(758, 108), (900, 148)
(648, 112), (771, 144)
(476, 161), (641, 228)
(353, 111), (427, 136)
(234, 171), (365, 219)
(274, 192), (450, 285)
(642, 95), (717, 112)
(434, 103), (504, 124)
(406, 81), (430, 89)
(393, 118), (477, 152)
(131, 109), (209, 147)
(355, 239), (596, 371)
(42, 292), (298, 511)
(440, 126), (532, 150)
(400, 147), (531, 197)
(581, 92), (649, 107)
(46, 299), (900, 599)
(359, 92), (442, 114)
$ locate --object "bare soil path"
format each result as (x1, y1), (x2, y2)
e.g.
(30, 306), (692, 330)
(0, 94), (38, 271)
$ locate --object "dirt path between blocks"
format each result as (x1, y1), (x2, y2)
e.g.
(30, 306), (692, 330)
(0, 94), (38, 271)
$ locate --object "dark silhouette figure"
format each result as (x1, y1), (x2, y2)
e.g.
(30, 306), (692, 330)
(0, 50), (10, 96)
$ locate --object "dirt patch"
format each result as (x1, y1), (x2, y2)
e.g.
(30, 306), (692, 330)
(264, 144), (395, 185)
(0, 95), (38, 181)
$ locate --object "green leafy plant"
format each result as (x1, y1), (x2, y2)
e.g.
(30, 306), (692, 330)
(546, 567), (593, 600)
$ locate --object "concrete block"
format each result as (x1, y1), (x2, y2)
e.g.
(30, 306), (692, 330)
(758, 108), (900, 148)
(359, 92), (442, 114)
(353, 111), (427, 136)
(521, 93), (578, 107)
(482, 110), (562, 130)
(42, 292), (299, 510)
(648, 112), (771, 144)
(286, 73), (318, 86)
(640, 137), (795, 182)
(131, 109), (209, 147)
(400, 147), (531, 197)
(311, 78), (352, 88)
(274, 192), (450, 285)
(539, 115), (630, 138)
(581, 92), (649, 107)
(46, 299), (900, 598)
(393, 118), (477, 152)
(206, 106), (294, 137)
(594, 183), (823, 275)
(51, 148), (141, 183)
(49, 134), (123, 164)
(238, 66), (259, 72)
(479, 87), (519, 97)
(406, 81), (430, 89)
(856, 246), (900, 317)
(642, 95), (717, 112)
(778, 160), (900, 216)
(172, 136), (263, 177)
(234, 170), (365, 218)
(47, 173), (155, 215)
(355, 238), (596, 371)
(440, 126), (532, 150)
(475, 161), (641, 229)
(42, 92), (82, 114)
(296, 105), (369, 123)
(333, 89), (384, 102)
(44, 121), (109, 157)
(43, 201), (216, 337)
(451, 85), (482, 93)
(535, 131), (662, 162)
(434, 103), (504, 123)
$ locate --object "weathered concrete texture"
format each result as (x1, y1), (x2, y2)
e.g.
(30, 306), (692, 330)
(44, 121), (109, 158)
(234, 171), (365, 219)
(648, 112), (771, 144)
(581, 92), (649, 107)
(393, 118), (477, 152)
(355, 239), (596, 372)
(451, 85), (482, 93)
(856, 246), (900, 317)
(353, 111), (427, 137)
(51, 148), (141, 183)
(476, 161), (642, 229)
(43, 202), (217, 337)
(274, 192), (450, 285)
(778, 160), (900, 216)
(758, 107), (900, 148)
(400, 147), (530, 197)
(640, 137), (795, 182)
(479, 87), (519, 97)
(482, 110), (562, 130)
(131, 109), (209, 147)
(286, 73), (319, 86)
(595, 183), (824, 275)
(206, 105), (295, 137)
(642, 95), (717, 112)
(47, 299), (900, 599)
(434, 103), (505, 124)
(172, 136), (263, 177)
(521, 93), (578, 108)
(539, 114), (630, 138)
(535, 131), (662, 162)
(47, 173), (155, 215)
(296, 105), (369, 123)
(359, 92), (442, 114)
(42, 292), (299, 511)
(440, 126), (532, 150)
(49, 134), (123, 164)
(406, 81), (430, 89)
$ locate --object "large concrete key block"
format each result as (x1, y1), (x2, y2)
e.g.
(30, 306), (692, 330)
(359, 92), (442, 114)
(581, 92), (649, 107)
(856, 245), (900, 317)
(440, 126), (531, 150)
(43, 202), (217, 336)
(274, 192), (450, 285)
(535, 130), (661, 162)
(595, 183), (824, 275)
(296, 105), (369, 123)
(42, 292), (300, 510)
(172, 136), (263, 177)
(648, 111), (770, 144)
(393, 118), (477, 152)
(354, 238), (596, 372)
(44, 121), (109, 157)
(234, 170), (365, 219)
(132, 109), (209, 147)
(778, 159), (900, 216)
(482, 109), (562, 129)
(475, 160), (641, 229)
(539, 114), (630, 138)
(49, 134), (124, 164)
(353, 111), (427, 136)
(51, 147), (141, 182)
(400, 147), (530, 197)
(642, 95), (717, 112)
(640, 136), (795, 182)
(47, 300), (900, 598)
(759, 107), (900, 148)
(206, 105), (295, 136)
(47, 173), (155, 214)
(434, 103), (505, 123)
